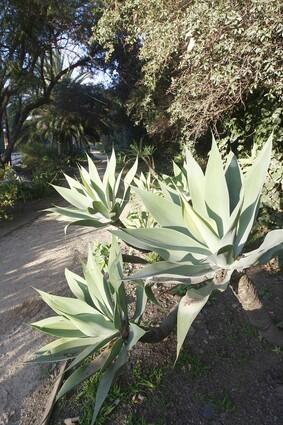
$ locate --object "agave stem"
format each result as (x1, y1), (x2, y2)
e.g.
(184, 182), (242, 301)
(231, 272), (283, 348)
(122, 254), (148, 264)
(140, 304), (178, 343)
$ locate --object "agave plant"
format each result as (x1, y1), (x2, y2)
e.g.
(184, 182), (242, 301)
(125, 171), (158, 229)
(113, 135), (283, 356)
(34, 135), (283, 423)
(49, 151), (137, 229)
(31, 237), (147, 424)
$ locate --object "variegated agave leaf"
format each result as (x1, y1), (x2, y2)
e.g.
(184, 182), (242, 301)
(49, 151), (138, 230)
(114, 136), (282, 358)
(31, 236), (145, 423)
(116, 136), (279, 277)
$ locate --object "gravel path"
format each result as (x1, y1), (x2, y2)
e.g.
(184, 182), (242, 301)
(0, 159), (111, 425)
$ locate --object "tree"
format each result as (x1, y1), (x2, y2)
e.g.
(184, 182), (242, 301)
(20, 78), (115, 155)
(94, 0), (283, 147)
(0, 0), (102, 164)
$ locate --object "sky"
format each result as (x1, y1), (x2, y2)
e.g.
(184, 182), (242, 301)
(62, 41), (113, 87)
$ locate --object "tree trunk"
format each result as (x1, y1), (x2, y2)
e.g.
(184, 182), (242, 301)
(231, 272), (283, 347)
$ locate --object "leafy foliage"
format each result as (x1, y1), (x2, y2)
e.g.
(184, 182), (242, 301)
(0, 0), (102, 163)
(94, 0), (283, 145)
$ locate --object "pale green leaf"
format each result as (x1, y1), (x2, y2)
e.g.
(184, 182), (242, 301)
(124, 157), (138, 189)
(204, 137), (230, 236)
(87, 154), (103, 189)
(134, 188), (185, 226)
(31, 316), (85, 338)
(177, 283), (213, 359)
(65, 313), (116, 338)
(128, 261), (213, 280)
(65, 268), (89, 302)
(225, 152), (243, 213)
(234, 229), (283, 270)
(32, 337), (100, 363)
(235, 136), (272, 253)
(52, 185), (92, 210)
(132, 283), (147, 323)
(184, 147), (207, 217)
(127, 322), (145, 350)
(56, 350), (109, 401)
(91, 346), (128, 424)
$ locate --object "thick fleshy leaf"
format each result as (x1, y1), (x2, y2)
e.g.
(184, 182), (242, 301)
(124, 157), (138, 189)
(64, 218), (109, 231)
(87, 154), (103, 188)
(64, 174), (82, 190)
(134, 188), (185, 226)
(67, 334), (116, 371)
(36, 290), (99, 317)
(184, 148), (207, 217)
(91, 346), (128, 424)
(78, 166), (98, 201)
(84, 247), (114, 317)
(128, 261), (214, 280)
(177, 282), (213, 359)
(52, 185), (92, 210)
(65, 268), (89, 302)
(114, 169), (123, 196)
(113, 227), (209, 262)
(225, 152), (243, 214)
(204, 137), (230, 236)
(91, 201), (111, 219)
(64, 313), (116, 337)
(101, 338), (124, 372)
(234, 229), (283, 270)
(31, 316), (85, 338)
(103, 150), (116, 190)
(48, 206), (99, 223)
(182, 198), (220, 251)
(108, 236), (123, 290)
(56, 350), (109, 401)
(235, 136), (272, 254)
(32, 337), (100, 363)
(159, 181), (180, 206)
(127, 322), (145, 350)
(132, 283), (148, 323)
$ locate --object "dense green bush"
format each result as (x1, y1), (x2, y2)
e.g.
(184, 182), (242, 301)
(94, 0), (282, 146)
(0, 144), (68, 220)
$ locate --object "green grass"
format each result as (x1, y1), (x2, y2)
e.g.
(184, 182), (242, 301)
(75, 361), (164, 425)
(209, 391), (235, 412)
(176, 351), (210, 378)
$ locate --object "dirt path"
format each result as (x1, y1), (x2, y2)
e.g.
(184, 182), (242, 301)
(0, 159), (111, 425)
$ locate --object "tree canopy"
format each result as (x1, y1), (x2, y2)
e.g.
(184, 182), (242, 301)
(0, 0), (101, 163)
(94, 0), (283, 148)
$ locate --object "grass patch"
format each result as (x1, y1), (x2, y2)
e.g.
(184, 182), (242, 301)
(176, 351), (210, 378)
(74, 361), (164, 425)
